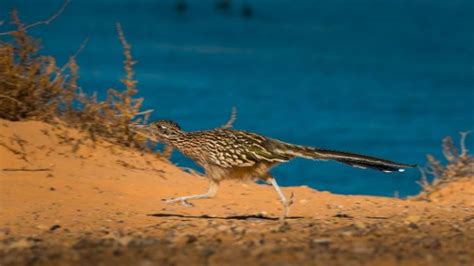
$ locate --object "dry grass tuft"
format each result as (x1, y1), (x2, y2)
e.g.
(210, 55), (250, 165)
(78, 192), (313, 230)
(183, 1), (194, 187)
(416, 131), (473, 200)
(0, 7), (155, 151)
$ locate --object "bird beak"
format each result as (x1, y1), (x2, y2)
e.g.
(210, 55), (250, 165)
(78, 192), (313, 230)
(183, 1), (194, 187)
(130, 124), (147, 129)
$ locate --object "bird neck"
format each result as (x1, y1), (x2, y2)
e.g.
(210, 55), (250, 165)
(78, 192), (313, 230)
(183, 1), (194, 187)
(162, 131), (187, 147)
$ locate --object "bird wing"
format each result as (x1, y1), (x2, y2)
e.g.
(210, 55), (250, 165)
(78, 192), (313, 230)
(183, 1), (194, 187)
(203, 129), (292, 168)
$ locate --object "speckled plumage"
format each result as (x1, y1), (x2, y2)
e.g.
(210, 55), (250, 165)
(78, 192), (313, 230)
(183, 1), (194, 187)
(179, 129), (289, 167)
(156, 127), (292, 182)
(150, 120), (413, 180)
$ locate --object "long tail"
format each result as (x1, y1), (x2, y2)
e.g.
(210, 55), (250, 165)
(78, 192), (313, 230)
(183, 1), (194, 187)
(282, 144), (416, 172)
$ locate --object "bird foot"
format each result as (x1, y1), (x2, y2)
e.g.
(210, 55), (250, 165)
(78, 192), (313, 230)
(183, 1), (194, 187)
(280, 192), (295, 221)
(162, 197), (194, 207)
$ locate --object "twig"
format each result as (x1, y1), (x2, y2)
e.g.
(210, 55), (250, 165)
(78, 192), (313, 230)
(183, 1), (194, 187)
(442, 136), (458, 162)
(0, 0), (70, 36)
(222, 106), (237, 129)
(135, 109), (154, 116)
(116, 109), (153, 117)
(0, 94), (25, 106)
(116, 22), (136, 91)
(426, 155), (444, 179)
(60, 37), (90, 73)
(416, 166), (430, 189)
(459, 131), (471, 157)
(71, 37), (89, 58)
(2, 168), (51, 171)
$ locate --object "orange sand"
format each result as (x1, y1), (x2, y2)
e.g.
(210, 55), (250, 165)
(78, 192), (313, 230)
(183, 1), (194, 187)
(0, 119), (473, 266)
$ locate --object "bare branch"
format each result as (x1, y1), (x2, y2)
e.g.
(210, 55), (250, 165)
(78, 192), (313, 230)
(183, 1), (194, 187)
(426, 155), (444, 179)
(60, 37), (90, 73)
(222, 106), (237, 129)
(116, 22), (137, 93)
(442, 136), (458, 162)
(135, 109), (154, 116)
(0, 0), (70, 36)
(416, 167), (430, 189)
(0, 94), (25, 106)
(116, 109), (154, 117)
(459, 130), (471, 157)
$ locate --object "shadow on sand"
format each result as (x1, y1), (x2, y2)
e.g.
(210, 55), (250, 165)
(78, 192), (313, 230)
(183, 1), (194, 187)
(147, 213), (304, 220)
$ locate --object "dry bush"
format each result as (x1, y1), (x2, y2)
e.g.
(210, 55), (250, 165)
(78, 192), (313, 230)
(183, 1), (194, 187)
(68, 23), (152, 149)
(416, 131), (473, 199)
(0, 7), (154, 151)
(0, 3), (240, 159)
(0, 10), (66, 121)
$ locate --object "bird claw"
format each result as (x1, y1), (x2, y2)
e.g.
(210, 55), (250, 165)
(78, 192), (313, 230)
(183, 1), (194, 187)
(287, 192), (295, 207)
(162, 198), (194, 207)
(280, 192), (295, 221)
(179, 200), (194, 207)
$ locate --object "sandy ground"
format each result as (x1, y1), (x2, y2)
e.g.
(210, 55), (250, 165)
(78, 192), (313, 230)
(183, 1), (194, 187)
(0, 119), (473, 266)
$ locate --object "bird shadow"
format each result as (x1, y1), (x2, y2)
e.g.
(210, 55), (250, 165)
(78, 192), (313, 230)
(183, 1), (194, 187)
(147, 213), (304, 221)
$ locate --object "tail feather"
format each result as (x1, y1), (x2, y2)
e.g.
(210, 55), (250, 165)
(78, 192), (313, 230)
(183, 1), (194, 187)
(283, 144), (416, 173)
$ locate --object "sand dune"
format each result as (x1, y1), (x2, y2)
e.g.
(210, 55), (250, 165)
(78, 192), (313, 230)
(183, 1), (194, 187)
(0, 119), (473, 265)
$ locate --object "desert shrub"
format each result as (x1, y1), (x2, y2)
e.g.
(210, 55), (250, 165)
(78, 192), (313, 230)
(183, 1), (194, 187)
(416, 131), (473, 199)
(0, 10), (65, 121)
(66, 23), (151, 148)
(0, 7), (153, 150)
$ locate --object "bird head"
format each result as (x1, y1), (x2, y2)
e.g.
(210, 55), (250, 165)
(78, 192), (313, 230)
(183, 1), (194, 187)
(149, 120), (184, 143)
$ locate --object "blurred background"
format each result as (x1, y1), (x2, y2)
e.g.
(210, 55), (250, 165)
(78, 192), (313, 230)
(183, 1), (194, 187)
(2, 0), (473, 197)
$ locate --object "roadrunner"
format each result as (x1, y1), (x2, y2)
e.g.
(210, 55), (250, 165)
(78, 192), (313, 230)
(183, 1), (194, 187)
(149, 120), (415, 219)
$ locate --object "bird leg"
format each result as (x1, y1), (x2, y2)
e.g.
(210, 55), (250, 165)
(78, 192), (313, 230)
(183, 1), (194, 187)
(163, 179), (219, 207)
(268, 177), (294, 220)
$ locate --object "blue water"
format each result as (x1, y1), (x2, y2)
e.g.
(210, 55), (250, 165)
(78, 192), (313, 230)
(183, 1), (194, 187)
(2, 0), (473, 197)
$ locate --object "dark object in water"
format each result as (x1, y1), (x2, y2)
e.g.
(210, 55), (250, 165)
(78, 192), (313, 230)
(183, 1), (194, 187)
(215, 0), (231, 11)
(175, 0), (187, 13)
(241, 4), (253, 18)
